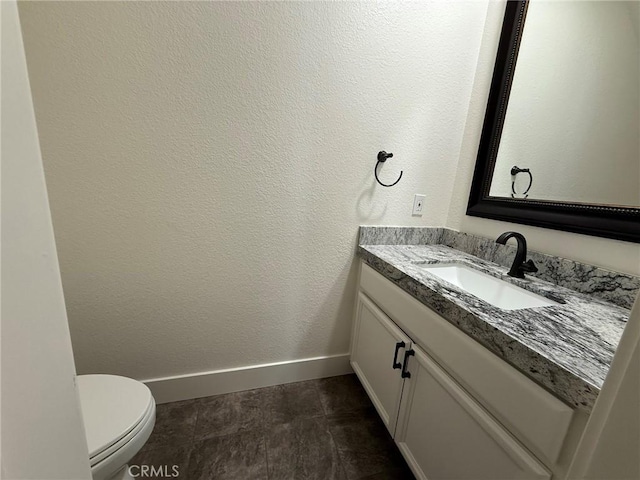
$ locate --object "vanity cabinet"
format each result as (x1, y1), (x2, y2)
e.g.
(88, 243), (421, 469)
(350, 263), (580, 480)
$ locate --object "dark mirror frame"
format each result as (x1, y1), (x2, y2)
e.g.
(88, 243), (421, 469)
(466, 0), (640, 243)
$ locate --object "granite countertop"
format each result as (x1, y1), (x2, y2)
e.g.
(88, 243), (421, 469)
(358, 243), (631, 411)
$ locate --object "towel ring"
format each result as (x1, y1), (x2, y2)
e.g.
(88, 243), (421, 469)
(511, 166), (533, 198)
(375, 151), (403, 187)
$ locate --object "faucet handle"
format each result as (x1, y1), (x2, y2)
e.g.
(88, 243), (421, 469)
(520, 259), (538, 274)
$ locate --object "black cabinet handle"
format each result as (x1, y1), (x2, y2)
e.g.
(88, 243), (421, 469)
(401, 349), (415, 378)
(392, 341), (405, 369)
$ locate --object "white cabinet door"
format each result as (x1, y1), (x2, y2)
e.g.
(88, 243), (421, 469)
(395, 345), (551, 480)
(351, 292), (412, 436)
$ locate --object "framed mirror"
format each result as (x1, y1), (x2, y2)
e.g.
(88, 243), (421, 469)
(467, 0), (640, 243)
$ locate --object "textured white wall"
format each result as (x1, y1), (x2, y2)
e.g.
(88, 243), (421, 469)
(1, 1), (91, 477)
(19, 1), (488, 380)
(447, 1), (640, 276)
(490, 1), (639, 205)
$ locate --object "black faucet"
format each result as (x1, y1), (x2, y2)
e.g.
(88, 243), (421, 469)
(495, 231), (538, 279)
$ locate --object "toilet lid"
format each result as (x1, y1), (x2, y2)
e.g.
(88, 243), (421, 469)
(77, 374), (153, 460)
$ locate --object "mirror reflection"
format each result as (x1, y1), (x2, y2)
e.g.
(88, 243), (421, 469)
(489, 1), (639, 207)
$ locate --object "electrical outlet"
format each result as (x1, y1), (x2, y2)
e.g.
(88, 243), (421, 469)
(412, 194), (426, 216)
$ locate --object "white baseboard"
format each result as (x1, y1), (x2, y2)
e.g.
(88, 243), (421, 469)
(143, 353), (353, 404)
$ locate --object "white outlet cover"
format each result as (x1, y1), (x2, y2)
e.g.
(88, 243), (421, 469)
(412, 194), (426, 216)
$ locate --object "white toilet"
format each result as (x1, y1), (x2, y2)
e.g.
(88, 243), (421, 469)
(77, 375), (156, 480)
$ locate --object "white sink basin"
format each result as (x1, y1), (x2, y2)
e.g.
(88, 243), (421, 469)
(420, 263), (559, 310)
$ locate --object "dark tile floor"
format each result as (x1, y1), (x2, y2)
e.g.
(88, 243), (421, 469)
(131, 374), (415, 480)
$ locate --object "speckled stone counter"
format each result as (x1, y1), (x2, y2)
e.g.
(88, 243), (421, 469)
(357, 228), (637, 412)
(359, 226), (640, 310)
